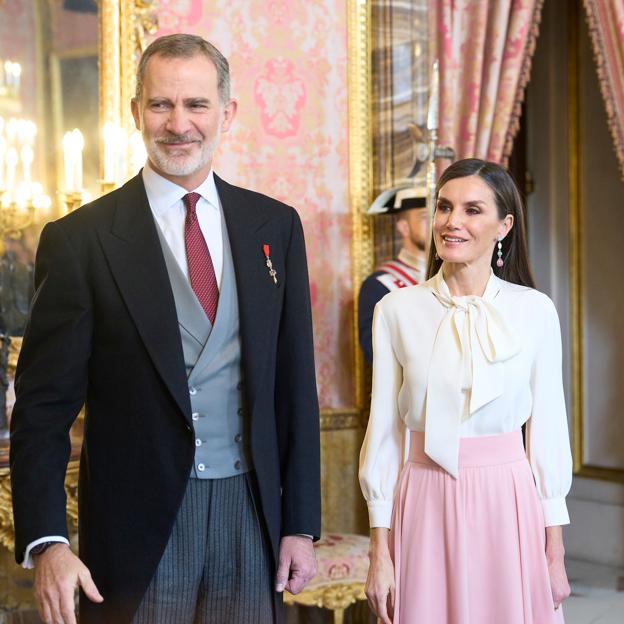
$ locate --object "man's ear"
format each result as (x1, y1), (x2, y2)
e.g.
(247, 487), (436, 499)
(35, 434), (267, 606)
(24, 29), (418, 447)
(131, 98), (141, 131)
(220, 99), (238, 133)
(396, 217), (409, 239)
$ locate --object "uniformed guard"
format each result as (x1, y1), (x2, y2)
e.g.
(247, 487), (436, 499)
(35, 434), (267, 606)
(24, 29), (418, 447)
(358, 183), (427, 364)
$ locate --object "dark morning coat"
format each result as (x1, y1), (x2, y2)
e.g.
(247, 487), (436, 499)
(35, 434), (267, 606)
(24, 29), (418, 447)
(9, 172), (321, 623)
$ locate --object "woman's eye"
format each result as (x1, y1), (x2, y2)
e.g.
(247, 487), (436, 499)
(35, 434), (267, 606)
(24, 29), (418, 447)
(436, 204), (450, 212)
(466, 207), (480, 215)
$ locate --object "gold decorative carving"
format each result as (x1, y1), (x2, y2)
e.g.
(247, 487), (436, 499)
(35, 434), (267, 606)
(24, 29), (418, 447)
(568, 1), (624, 483)
(320, 409), (362, 431)
(0, 463), (79, 551)
(283, 581), (366, 624)
(348, 0), (375, 415)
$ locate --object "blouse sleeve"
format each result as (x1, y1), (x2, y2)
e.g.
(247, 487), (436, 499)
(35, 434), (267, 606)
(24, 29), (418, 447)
(359, 302), (405, 528)
(526, 296), (573, 527)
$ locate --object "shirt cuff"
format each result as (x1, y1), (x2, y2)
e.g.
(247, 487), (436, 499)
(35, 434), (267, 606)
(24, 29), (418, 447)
(23, 536), (70, 569)
(367, 500), (393, 529)
(541, 496), (570, 527)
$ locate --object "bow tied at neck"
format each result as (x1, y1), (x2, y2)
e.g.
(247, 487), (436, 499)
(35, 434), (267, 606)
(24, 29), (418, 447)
(424, 270), (520, 478)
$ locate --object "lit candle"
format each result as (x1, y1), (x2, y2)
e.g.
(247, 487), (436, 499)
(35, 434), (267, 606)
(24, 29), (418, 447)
(33, 193), (52, 220)
(25, 120), (37, 145)
(0, 135), (5, 189)
(6, 146), (18, 192)
(6, 117), (17, 145)
(15, 182), (30, 210)
(16, 119), (29, 147)
(102, 122), (116, 182)
(13, 62), (21, 93)
(72, 129), (84, 191)
(21, 144), (34, 186)
(63, 131), (75, 191)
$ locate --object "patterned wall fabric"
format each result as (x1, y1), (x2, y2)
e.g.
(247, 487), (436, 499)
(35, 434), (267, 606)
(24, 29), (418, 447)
(431, 0), (543, 165)
(583, 0), (624, 180)
(148, 0), (352, 408)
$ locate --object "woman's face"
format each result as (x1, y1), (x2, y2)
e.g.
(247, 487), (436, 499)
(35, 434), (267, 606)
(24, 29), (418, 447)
(433, 175), (513, 267)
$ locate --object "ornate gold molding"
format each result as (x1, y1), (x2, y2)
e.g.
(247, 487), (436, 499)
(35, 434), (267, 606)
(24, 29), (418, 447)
(0, 462), (79, 551)
(283, 581), (366, 615)
(320, 409), (362, 431)
(348, 0), (375, 415)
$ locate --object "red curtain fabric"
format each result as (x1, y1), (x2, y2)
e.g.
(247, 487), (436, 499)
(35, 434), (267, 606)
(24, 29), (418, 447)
(430, 0), (544, 165)
(583, 0), (624, 179)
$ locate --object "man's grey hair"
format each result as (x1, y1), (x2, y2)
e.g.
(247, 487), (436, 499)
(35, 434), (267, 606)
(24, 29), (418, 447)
(135, 33), (231, 103)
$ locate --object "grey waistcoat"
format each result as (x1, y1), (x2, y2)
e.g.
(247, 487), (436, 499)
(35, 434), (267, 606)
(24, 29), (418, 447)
(155, 215), (252, 479)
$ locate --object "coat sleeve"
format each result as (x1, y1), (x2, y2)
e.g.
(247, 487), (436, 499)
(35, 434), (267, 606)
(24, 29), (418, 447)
(274, 209), (321, 539)
(10, 220), (92, 562)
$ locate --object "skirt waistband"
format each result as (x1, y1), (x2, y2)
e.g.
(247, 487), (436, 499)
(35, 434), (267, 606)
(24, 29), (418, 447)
(408, 430), (526, 468)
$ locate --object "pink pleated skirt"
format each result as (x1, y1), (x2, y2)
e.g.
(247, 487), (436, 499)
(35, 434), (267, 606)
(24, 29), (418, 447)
(390, 430), (565, 624)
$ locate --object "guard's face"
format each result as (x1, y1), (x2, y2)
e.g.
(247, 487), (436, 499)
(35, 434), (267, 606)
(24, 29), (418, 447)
(398, 208), (428, 252)
(132, 53), (237, 189)
(433, 175), (513, 268)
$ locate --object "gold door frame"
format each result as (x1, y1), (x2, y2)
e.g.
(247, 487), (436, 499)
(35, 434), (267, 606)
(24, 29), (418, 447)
(568, 1), (624, 483)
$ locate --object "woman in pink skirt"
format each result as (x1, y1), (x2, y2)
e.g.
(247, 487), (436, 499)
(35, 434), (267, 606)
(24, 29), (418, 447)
(359, 158), (572, 624)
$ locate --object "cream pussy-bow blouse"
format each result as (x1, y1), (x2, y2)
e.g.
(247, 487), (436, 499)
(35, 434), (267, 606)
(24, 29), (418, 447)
(359, 269), (573, 529)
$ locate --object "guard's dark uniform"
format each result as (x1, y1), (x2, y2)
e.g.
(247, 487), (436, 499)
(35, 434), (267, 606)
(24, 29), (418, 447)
(358, 251), (423, 364)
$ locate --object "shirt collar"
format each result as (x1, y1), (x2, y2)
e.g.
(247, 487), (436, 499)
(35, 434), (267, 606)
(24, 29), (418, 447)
(434, 267), (502, 304)
(142, 161), (220, 218)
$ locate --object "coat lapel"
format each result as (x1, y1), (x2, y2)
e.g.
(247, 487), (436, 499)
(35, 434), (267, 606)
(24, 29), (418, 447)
(98, 174), (192, 422)
(214, 175), (279, 416)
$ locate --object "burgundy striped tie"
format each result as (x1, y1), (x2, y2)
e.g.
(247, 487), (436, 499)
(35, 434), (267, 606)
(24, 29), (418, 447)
(183, 192), (219, 324)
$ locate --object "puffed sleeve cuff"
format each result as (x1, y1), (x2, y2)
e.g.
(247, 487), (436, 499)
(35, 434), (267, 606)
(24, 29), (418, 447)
(541, 496), (570, 527)
(367, 500), (393, 529)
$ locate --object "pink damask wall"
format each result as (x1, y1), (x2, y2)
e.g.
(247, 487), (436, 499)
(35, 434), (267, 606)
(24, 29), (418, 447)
(150, 1), (353, 408)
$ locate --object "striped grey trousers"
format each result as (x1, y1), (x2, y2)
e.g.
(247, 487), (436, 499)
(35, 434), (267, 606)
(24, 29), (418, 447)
(132, 474), (274, 624)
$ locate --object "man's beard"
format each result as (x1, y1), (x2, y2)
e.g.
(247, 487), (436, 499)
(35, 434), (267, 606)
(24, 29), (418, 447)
(145, 132), (217, 177)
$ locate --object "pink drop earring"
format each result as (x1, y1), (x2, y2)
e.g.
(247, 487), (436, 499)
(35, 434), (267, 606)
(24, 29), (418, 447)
(496, 236), (504, 268)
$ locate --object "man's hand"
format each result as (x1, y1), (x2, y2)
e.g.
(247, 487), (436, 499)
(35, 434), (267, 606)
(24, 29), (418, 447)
(275, 535), (317, 595)
(33, 543), (103, 624)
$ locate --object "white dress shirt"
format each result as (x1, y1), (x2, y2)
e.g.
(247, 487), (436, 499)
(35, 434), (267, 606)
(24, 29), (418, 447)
(142, 162), (224, 287)
(359, 269), (573, 530)
(21, 164), (225, 569)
